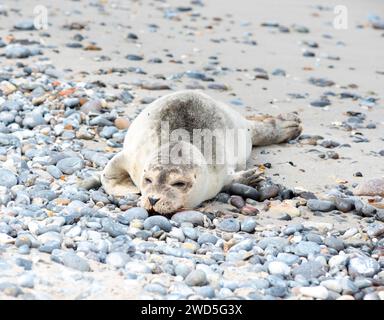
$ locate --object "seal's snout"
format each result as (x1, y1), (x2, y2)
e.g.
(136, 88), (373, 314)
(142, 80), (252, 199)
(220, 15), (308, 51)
(148, 196), (160, 206)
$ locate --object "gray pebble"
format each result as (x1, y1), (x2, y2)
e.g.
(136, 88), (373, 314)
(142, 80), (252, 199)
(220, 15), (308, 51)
(56, 157), (84, 175)
(292, 261), (325, 280)
(324, 236), (345, 251)
(348, 255), (380, 277)
(197, 233), (218, 245)
(0, 169), (18, 188)
(172, 211), (205, 226)
(240, 218), (257, 233)
(143, 216), (172, 232)
(293, 241), (321, 256)
(51, 249), (90, 272)
(307, 199), (336, 212)
(217, 218), (240, 232)
(118, 207), (148, 224)
(185, 270), (208, 287)
(106, 252), (130, 268)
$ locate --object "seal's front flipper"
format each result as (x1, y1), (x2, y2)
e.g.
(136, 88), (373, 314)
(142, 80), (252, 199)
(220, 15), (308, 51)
(227, 167), (265, 187)
(101, 152), (140, 196)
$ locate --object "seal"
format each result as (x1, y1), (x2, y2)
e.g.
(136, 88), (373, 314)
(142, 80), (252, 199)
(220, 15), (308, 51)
(101, 90), (302, 214)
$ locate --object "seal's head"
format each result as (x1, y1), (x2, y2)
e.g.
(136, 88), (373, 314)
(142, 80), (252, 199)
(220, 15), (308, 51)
(139, 141), (208, 214)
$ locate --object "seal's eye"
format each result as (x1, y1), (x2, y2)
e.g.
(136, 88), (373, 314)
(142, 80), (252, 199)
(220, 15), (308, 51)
(171, 181), (186, 188)
(145, 177), (152, 184)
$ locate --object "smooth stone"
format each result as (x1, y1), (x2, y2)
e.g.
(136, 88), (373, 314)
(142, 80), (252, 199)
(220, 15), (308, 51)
(283, 224), (303, 236)
(118, 208), (148, 224)
(14, 20), (35, 30)
(22, 112), (45, 128)
(228, 183), (260, 201)
(328, 255), (348, 268)
(335, 198), (354, 212)
(229, 195), (245, 209)
(143, 216), (172, 232)
(18, 273), (34, 288)
(240, 218), (257, 233)
(106, 252), (130, 268)
(174, 264), (192, 278)
(101, 218), (128, 237)
(259, 184), (280, 201)
(258, 237), (289, 251)
(126, 54), (143, 61)
(46, 165), (62, 179)
(321, 279), (342, 293)
(217, 218), (240, 232)
(268, 261), (291, 276)
(197, 233), (218, 245)
(299, 286), (328, 299)
(5, 45), (31, 58)
(310, 98), (331, 107)
(324, 236), (345, 251)
(81, 100), (102, 114)
(56, 157), (84, 175)
(144, 283), (167, 295)
(182, 227), (199, 240)
(293, 241), (321, 256)
(348, 256), (380, 277)
(51, 250), (90, 272)
(354, 178), (384, 197)
(0, 169), (18, 188)
(292, 261), (325, 280)
(63, 98), (80, 108)
(171, 211), (205, 226)
(194, 286), (215, 298)
(185, 270), (208, 287)
(277, 253), (300, 265)
(307, 199), (336, 212)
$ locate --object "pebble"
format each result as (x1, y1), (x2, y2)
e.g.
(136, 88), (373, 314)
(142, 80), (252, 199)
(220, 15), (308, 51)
(348, 256), (380, 277)
(354, 178), (384, 197)
(56, 157), (84, 175)
(293, 241), (321, 256)
(185, 270), (208, 287)
(240, 218), (257, 233)
(299, 286), (329, 299)
(51, 249), (90, 272)
(324, 236), (345, 251)
(171, 211), (205, 226)
(114, 118), (130, 129)
(197, 233), (218, 245)
(143, 216), (172, 232)
(106, 252), (130, 268)
(174, 264), (193, 278)
(307, 199), (336, 212)
(292, 261), (325, 280)
(217, 218), (240, 232)
(335, 197), (354, 212)
(0, 169), (18, 188)
(5, 45), (31, 58)
(118, 208), (148, 225)
(268, 261), (291, 276)
(228, 183), (260, 201)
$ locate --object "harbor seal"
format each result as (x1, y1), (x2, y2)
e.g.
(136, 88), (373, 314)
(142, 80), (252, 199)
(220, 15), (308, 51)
(101, 90), (302, 214)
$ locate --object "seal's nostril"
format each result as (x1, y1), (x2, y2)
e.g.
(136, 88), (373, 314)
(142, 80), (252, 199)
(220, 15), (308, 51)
(148, 197), (160, 206)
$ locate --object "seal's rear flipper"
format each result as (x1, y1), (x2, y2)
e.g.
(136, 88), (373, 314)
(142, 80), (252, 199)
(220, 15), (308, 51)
(101, 151), (140, 196)
(246, 113), (302, 146)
